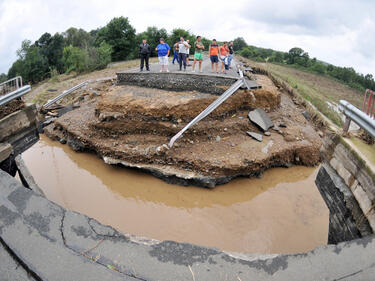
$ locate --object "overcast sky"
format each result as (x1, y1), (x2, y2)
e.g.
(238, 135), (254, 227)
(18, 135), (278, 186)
(0, 0), (374, 76)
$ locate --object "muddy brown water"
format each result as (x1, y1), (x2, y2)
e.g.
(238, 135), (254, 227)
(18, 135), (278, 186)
(22, 134), (329, 254)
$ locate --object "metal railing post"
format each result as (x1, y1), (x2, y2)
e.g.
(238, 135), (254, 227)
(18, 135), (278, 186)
(339, 100), (375, 138)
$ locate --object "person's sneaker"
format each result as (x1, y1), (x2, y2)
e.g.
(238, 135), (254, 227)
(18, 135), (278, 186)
(166, 70), (170, 72)
(140, 69), (143, 72)
(191, 70), (195, 72)
(160, 70), (163, 72)
(199, 70), (203, 73)
(146, 69), (150, 71)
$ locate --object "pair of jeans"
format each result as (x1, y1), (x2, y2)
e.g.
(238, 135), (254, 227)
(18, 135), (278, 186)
(140, 53), (150, 70)
(178, 53), (187, 70)
(172, 52), (180, 64)
(228, 54), (234, 67)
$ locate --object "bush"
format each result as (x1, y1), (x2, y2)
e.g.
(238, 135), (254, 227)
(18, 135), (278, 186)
(62, 45), (88, 73)
(310, 62), (326, 74)
(86, 42), (112, 71)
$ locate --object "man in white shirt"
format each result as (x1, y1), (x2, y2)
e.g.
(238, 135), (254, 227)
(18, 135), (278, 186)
(178, 37), (191, 71)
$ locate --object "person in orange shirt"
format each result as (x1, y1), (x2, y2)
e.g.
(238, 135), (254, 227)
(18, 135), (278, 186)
(209, 39), (219, 73)
(219, 42), (230, 74)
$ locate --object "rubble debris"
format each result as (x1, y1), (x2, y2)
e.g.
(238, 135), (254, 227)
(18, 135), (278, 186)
(302, 111), (311, 121)
(248, 108), (274, 132)
(247, 131), (263, 142)
(264, 132), (271, 136)
(279, 123), (287, 128)
(58, 105), (74, 117)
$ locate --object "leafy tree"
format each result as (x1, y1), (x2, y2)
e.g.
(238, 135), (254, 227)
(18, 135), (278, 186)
(7, 60), (25, 80)
(0, 73), (7, 83)
(233, 37), (247, 51)
(62, 45), (88, 73)
(96, 17), (136, 61)
(87, 42), (112, 71)
(9, 40), (48, 83)
(287, 47), (305, 64)
(63, 27), (93, 49)
(36, 32), (65, 72)
(273, 51), (284, 63)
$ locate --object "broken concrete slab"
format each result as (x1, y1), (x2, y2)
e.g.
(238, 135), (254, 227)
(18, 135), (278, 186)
(247, 131), (263, 142)
(58, 104), (73, 117)
(1, 169), (375, 281)
(248, 108), (274, 132)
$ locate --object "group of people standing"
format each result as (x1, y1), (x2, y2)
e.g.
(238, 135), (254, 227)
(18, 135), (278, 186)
(139, 37), (234, 73)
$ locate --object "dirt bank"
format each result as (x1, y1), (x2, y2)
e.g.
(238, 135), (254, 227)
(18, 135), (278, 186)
(0, 99), (25, 120)
(44, 74), (322, 187)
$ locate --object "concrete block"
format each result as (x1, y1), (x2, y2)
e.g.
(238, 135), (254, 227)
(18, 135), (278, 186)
(0, 104), (37, 142)
(329, 157), (339, 170)
(336, 163), (353, 187)
(367, 210), (375, 232)
(350, 179), (359, 192)
(353, 184), (373, 215)
(0, 143), (12, 163)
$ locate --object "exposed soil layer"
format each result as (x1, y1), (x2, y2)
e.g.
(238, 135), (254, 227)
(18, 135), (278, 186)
(44, 74), (322, 187)
(0, 99), (25, 120)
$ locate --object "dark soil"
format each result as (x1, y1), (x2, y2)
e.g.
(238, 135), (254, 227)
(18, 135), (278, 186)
(0, 99), (25, 120)
(44, 74), (322, 187)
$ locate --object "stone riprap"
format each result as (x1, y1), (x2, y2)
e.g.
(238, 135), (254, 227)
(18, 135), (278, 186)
(315, 164), (372, 244)
(321, 132), (375, 232)
(117, 72), (260, 95)
(1, 169), (375, 281)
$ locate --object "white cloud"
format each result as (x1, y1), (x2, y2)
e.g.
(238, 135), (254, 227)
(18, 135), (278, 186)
(0, 0), (374, 76)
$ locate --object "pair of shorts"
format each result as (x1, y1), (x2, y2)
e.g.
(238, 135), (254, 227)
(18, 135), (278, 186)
(194, 53), (203, 60)
(158, 55), (169, 65)
(210, 55), (219, 63)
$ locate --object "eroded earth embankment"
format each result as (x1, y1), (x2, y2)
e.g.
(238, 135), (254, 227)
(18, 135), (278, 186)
(44, 73), (322, 187)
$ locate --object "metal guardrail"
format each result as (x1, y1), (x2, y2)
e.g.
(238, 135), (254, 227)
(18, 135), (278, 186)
(168, 79), (244, 147)
(0, 85), (31, 107)
(0, 76), (23, 96)
(339, 100), (375, 137)
(43, 81), (87, 108)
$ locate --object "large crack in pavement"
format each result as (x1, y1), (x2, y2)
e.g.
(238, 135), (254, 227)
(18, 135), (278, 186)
(59, 211), (147, 281)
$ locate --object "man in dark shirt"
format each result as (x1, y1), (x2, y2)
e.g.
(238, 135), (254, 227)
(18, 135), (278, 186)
(139, 39), (151, 71)
(228, 41), (234, 68)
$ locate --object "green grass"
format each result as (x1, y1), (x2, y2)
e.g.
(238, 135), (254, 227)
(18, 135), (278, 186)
(275, 73), (344, 127)
(351, 137), (375, 166)
(241, 58), (365, 128)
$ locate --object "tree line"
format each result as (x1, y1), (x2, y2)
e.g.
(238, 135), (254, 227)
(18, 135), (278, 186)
(1, 16), (374, 94)
(1, 17), (215, 84)
(238, 40), (375, 93)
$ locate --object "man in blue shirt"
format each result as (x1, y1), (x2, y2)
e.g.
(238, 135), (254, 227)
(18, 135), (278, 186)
(155, 38), (171, 72)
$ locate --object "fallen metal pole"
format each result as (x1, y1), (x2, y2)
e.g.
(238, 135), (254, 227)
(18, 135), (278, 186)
(0, 85), (31, 106)
(43, 81), (87, 109)
(168, 79), (244, 147)
(339, 100), (375, 137)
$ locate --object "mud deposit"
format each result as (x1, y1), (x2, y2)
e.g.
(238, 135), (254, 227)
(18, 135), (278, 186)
(22, 134), (329, 254)
(44, 74), (322, 187)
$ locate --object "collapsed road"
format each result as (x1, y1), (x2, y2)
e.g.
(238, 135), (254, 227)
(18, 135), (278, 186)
(43, 56), (322, 187)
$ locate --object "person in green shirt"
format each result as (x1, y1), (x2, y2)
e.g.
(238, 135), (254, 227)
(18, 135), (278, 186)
(192, 36), (205, 72)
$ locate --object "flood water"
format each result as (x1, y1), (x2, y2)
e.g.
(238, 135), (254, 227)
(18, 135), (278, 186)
(22, 134), (329, 254)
